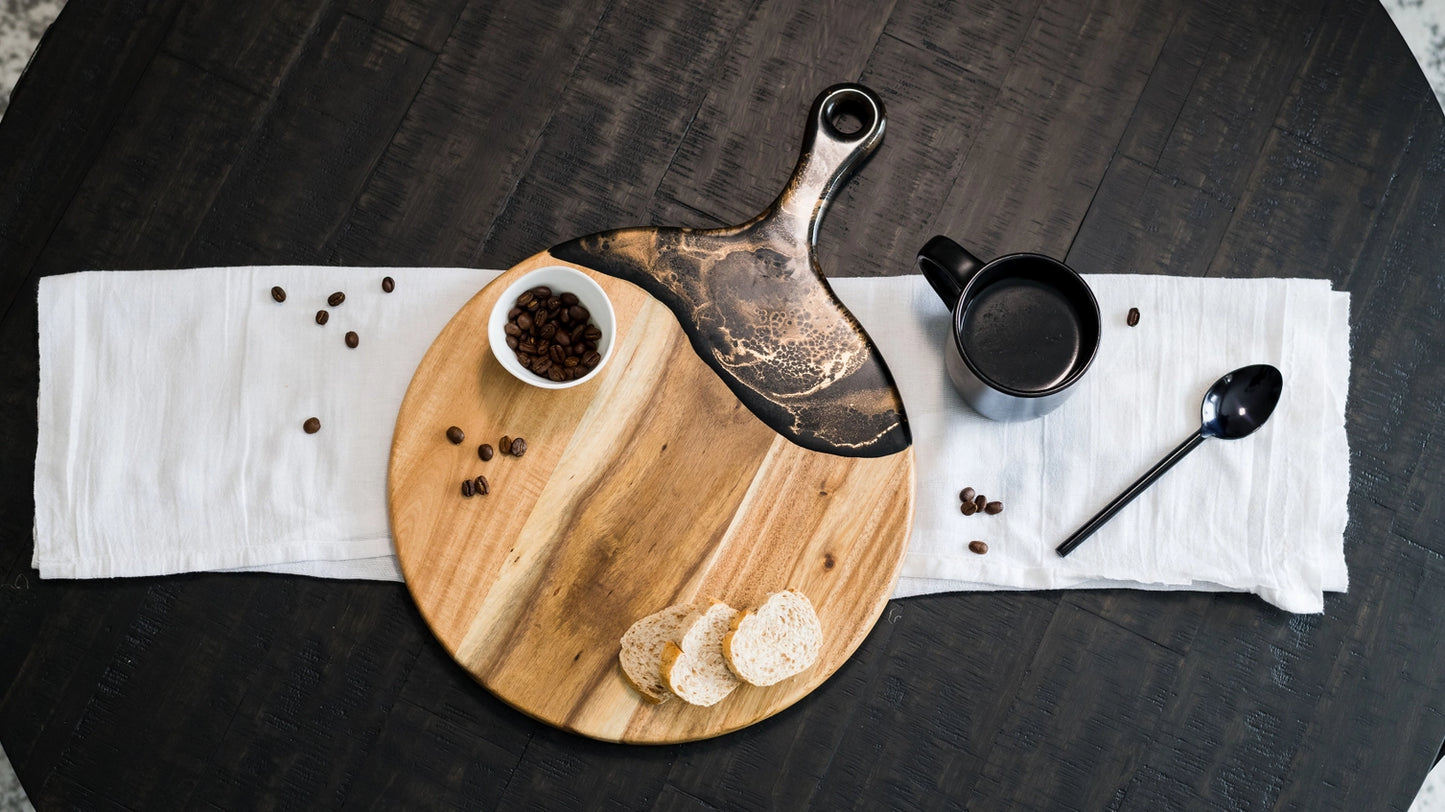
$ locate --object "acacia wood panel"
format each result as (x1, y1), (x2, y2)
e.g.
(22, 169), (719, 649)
(333, 0), (606, 267)
(929, 0), (1174, 262)
(390, 253), (914, 742)
(181, 12), (436, 266)
(472, 0), (759, 265)
(652, 0), (895, 228)
(0, 0), (183, 308)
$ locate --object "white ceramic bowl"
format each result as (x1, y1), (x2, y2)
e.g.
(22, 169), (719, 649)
(487, 265), (617, 389)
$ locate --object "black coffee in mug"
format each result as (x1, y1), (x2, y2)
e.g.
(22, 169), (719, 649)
(918, 236), (1099, 421)
(960, 266), (1089, 391)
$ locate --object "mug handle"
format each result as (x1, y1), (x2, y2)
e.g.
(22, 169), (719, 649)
(917, 235), (983, 310)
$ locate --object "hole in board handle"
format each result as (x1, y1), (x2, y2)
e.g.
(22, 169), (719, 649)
(822, 89), (876, 139)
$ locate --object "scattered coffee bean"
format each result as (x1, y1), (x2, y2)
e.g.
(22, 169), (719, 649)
(478, 443), (494, 461)
(500, 435), (512, 454)
(271, 286), (287, 303)
(382, 276), (395, 293)
(959, 486), (1004, 518)
(315, 309), (329, 325)
(303, 417), (321, 434)
(510, 437), (527, 457)
(968, 540), (989, 555)
(474, 475), (490, 496)
(1127, 307), (1141, 327)
(504, 285), (605, 381)
(461, 478), (475, 497)
(328, 291), (346, 307)
(446, 426), (465, 444)
(345, 331), (359, 349)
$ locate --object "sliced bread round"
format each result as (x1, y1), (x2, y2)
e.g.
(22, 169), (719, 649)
(722, 589), (821, 687)
(659, 600), (741, 706)
(618, 602), (697, 703)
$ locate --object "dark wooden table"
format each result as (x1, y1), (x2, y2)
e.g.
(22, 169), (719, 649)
(4, 0), (1444, 808)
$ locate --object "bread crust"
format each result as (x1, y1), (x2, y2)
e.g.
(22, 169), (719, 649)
(659, 600), (740, 706)
(617, 602), (697, 703)
(619, 590), (823, 705)
(722, 589), (821, 687)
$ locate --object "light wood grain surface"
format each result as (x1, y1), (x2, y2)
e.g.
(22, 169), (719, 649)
(391, 252), (915, 742)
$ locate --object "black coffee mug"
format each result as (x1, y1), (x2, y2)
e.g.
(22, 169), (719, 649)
(917, 235), (1100, 421)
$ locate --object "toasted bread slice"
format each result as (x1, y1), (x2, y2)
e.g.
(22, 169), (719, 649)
(618, 602), (697, 703)
(659, 600), (741, 706)
(722, 589), (821, 687)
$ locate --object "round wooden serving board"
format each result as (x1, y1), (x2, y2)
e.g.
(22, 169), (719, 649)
(388, 85), (916, 743)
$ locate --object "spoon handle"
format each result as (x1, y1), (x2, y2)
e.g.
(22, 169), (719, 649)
(1056, 431), (1206, 557)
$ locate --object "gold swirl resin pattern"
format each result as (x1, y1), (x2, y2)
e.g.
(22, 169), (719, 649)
(550, 85), (909, 458)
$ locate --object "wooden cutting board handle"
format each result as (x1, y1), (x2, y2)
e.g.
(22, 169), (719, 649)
(775, 83), (887, 248)
(551, 83), (909, 457)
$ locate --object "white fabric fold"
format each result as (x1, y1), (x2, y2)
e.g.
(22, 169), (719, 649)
(870, 275), (1350, 613)
(34, 268), (1350, 612)
(35, 267), (490, 578)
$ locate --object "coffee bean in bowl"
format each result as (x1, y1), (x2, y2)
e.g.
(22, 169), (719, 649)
(488, 266), (616, 390)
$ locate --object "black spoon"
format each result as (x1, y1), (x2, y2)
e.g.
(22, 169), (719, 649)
(1055, 364), (1284, 557)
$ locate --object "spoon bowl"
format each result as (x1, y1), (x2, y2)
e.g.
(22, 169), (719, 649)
(1201, 364), (1284, 440)
(1056, 364), (1284, 557)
